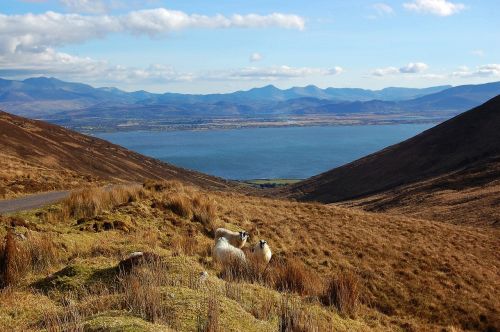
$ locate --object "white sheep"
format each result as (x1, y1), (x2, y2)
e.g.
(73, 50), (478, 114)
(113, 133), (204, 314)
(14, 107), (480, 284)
(213, 237), (246, 265)
(251, 240), (272, 264)
(214, 228), (249, 248)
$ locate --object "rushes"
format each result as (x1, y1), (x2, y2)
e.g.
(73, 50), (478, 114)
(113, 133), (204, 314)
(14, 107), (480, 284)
(197, 291), (220, 332)
(279, 295), (318, 332)
(118, 256), (169, 323)
(155, 189), (218, 235)
(0, 232), (19, 287)
(322, 271), (361, 317)
(61, 185), (144, 220)
(271, 258), (322, 297)
(1, 231), (60, 288)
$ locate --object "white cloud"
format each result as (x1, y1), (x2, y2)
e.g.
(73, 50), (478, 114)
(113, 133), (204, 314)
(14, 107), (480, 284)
(399, 62), (428, 73)
(403, 0), (465, 16)
(225, 65), (342, 80)
(60, 0), (109, 14)
(372, 67), (399, 76)
(0, 9), (305, 54)
(328, 66), (344, 75)
(372, 3), (395, 15)
(0, 9), (305, 84)
(0, 46), (339, 85)
(452, 64), (500, 78)
(372, 62), (428, 76)
(250, 53), (263, 62)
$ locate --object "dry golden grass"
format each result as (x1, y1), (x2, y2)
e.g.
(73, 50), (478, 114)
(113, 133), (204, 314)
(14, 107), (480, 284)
(119, 259), (170, 324)
(1, 231), (60, 287)
(271, 258), (323, 296)
(197, 291), (221, 332)
(210, 189), (500, 331)
(61, 185), (145, 220)
(279, 295), (322, 332)
(322, 271), (361, 317)
(0, 152), (99, 199)
(1, 180), (498, 331)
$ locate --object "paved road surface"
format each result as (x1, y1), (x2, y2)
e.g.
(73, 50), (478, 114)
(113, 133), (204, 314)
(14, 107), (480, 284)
(0, 190), (70, 214)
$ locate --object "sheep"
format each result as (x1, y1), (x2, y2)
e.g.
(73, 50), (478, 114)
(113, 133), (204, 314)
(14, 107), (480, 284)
(251, 240), (272, 264)
(214, 228), (249, 248)
(212, 237), (246, 265)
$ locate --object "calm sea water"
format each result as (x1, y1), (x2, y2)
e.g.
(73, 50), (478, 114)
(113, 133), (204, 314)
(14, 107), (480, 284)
(95, 124), (434, 180)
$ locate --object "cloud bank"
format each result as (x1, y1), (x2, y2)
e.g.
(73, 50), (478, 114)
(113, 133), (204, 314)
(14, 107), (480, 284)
(0, 8), (307, 86)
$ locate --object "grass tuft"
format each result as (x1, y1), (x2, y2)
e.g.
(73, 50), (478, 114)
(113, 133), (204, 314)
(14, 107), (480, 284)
(322, 271), (361, 317)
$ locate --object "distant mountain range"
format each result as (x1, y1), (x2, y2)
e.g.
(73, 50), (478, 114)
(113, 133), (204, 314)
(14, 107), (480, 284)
(0, 76), (499, 131)
(0, 76), (452, 105)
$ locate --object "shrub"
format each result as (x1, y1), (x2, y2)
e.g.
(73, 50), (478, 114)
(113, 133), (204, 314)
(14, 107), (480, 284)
(322, 271), (361, 317)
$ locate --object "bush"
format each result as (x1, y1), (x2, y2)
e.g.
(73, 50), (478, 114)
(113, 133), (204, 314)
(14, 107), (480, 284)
(322, 271), (360, 317)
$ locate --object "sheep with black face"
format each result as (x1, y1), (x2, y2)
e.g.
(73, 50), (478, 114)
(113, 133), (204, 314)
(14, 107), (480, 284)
(214, 228), (249, 248)
(251, 240), (272, 264)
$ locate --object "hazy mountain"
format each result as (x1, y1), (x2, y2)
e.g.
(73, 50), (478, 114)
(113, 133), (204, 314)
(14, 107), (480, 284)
(0, 76), (451, 106)
(0, 77), (498, 127)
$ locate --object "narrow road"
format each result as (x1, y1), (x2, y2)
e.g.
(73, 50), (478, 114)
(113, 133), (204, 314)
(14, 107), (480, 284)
(0, 190), (70, 214)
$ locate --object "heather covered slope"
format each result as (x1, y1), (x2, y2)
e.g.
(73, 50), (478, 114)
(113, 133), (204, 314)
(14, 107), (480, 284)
(279, 95), (500, 224)
(0, 111), (234, 198)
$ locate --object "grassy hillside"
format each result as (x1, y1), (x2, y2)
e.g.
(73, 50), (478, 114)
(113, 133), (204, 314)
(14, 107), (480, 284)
(1, 181), (498, 331)
(279, 95), (500, 226)
(0, 111), (236, 199)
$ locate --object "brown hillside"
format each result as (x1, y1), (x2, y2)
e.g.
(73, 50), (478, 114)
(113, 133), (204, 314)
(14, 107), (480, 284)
(0, 111), (234, 198)
(279, 95), (500, 225)
(1, 182), (498, 331)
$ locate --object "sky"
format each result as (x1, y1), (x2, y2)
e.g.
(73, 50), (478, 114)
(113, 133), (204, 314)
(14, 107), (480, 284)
(0, 0), (499, 93)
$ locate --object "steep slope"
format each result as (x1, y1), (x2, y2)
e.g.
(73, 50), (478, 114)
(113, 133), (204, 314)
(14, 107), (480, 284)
(279, 95), (500, 225)
(340, 157), (500, 226)
(0, 110), (234, 198)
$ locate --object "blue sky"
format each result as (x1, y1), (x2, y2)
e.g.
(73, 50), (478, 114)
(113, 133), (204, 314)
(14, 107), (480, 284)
(0, 0), (499, 93)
